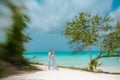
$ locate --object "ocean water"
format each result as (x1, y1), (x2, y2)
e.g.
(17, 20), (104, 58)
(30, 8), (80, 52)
(24, 51), (120, 68)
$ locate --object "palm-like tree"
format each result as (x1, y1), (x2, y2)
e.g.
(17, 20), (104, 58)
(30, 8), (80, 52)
(0, 0), (30, 66)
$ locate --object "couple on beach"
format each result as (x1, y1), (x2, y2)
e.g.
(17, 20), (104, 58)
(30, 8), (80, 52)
(48, 50), (58, 70)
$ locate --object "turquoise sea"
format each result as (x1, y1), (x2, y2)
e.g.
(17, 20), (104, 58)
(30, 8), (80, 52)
(24, 51), (120, 68)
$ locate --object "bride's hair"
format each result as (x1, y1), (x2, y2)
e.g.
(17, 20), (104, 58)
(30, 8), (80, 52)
(51, 50), (54, 55)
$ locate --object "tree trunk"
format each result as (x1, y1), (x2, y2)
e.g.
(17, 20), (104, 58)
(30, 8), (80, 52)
(89, 54), (120, 71)
(88, 46), (92, 63)
(89, 57), (99, 71)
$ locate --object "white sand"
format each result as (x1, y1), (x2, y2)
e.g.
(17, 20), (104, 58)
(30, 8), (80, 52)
(98, 67), (120, 73)
(1, 65), (120, 80)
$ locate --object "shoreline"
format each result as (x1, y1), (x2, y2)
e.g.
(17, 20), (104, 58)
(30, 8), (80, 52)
(1, 64), (120, 80)
(51, 65), (120, 74)
(31, 62), (120, 74)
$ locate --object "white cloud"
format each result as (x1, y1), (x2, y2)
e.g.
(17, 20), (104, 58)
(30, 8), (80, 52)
(0, 0), (114, 42)
(26, 0), (113, 33)
(0, 0), (25, 43)
(0, 3), (13, 42)
(110, 7), (120, 21)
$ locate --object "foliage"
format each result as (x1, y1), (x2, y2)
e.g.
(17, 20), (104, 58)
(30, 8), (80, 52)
(88, 59), (102, 71)
(0, 0), (30, 66)
(63, 12), (120, 71)
(64, 12), (113, 52)
(64, 13), (96, 51)
(102, 21), (120, 55)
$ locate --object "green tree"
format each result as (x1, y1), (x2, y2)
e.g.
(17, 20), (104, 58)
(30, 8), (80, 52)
(100, 21), (120, 57)
(89, 21), (120, 71)
(63, 12), (120, 71)
(64, 13), (98, 62)
(1, 0), (30, 66)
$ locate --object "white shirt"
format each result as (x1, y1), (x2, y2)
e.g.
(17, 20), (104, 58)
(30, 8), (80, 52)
(48, 51), (51, 59)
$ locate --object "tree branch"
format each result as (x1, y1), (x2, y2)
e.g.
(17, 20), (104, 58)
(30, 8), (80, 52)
(99, 55), (120, 58)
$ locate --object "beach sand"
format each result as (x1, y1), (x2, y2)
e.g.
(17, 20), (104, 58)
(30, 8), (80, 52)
(1, 65), (120, 80)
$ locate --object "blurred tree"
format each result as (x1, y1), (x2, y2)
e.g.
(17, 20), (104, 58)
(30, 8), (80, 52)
(0, 0), (30, 66)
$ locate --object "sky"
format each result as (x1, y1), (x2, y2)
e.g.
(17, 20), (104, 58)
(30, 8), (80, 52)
(0, 0), (120, 52)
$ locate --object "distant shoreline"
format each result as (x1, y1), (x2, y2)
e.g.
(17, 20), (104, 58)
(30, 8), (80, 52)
(24, 51), (101, 53)
(31, 62), (120, 74)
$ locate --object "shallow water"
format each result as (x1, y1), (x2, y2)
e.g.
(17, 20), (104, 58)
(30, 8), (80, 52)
(24, 51), (120, 68)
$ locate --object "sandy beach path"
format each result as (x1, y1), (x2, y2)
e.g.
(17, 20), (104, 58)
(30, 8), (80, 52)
(1, 65), (120, 80)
